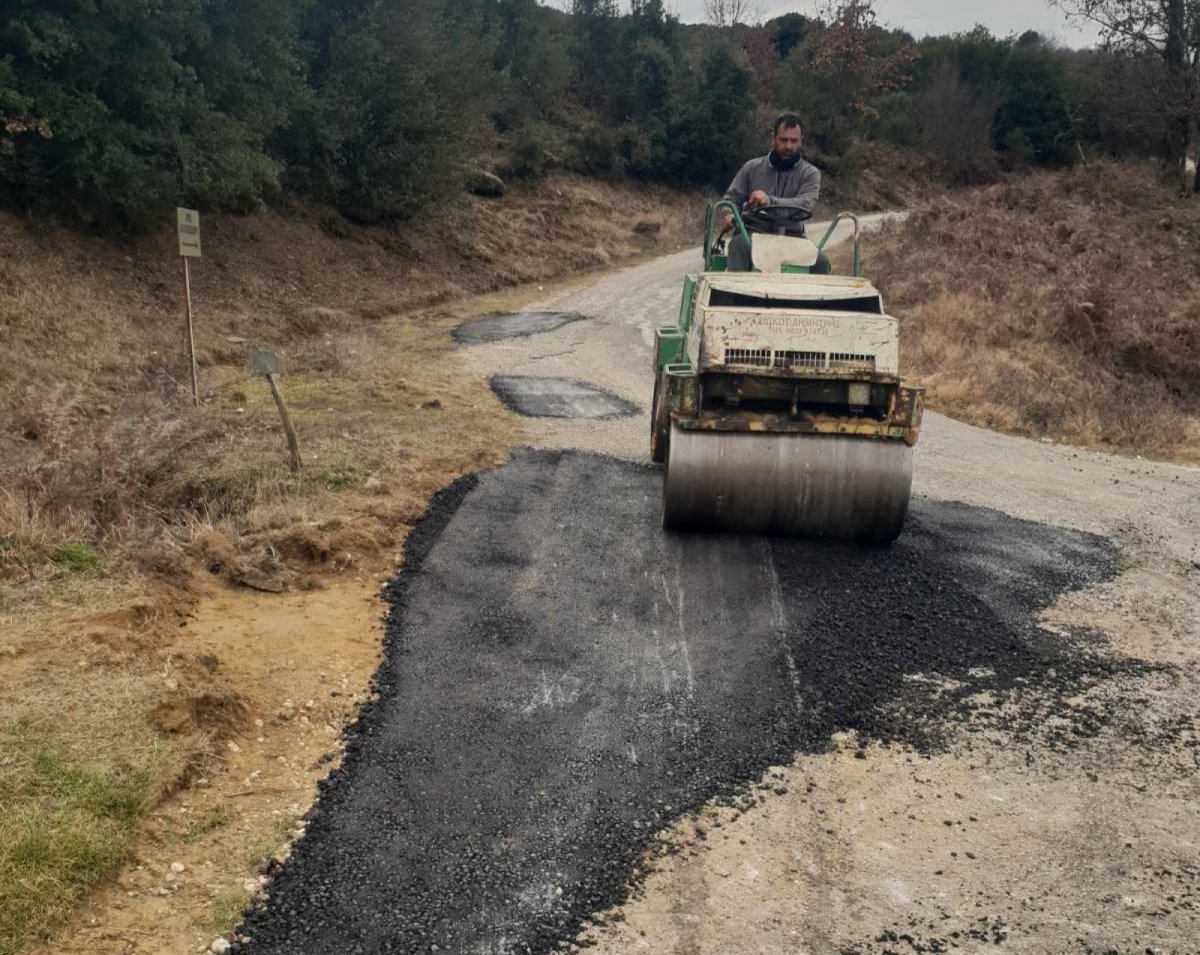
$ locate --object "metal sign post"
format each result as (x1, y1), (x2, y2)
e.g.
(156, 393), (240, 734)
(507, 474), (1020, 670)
(176, 208), (202, 406)
(252, 348), (302, 474)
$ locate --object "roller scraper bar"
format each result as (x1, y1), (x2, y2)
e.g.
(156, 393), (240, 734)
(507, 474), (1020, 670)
(662, 427), (913, 543)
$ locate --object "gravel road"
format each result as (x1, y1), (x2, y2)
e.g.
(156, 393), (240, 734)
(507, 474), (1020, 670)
(240, 222), (1200, 954)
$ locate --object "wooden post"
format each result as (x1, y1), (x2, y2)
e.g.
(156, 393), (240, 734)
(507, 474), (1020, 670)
(265, 372), (302, 473)
(183, 256), (199, 406)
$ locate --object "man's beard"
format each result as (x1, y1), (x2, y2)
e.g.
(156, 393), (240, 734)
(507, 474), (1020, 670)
(769, 149), (800, 170)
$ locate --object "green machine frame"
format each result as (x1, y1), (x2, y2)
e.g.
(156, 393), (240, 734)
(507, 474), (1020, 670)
(702, 201), (863, 276)
(649, 203), (921, 464)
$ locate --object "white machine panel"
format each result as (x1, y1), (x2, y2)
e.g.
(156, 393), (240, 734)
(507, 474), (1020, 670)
(695, 274), (899, 374)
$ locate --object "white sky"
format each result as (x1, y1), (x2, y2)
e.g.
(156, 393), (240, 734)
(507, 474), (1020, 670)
(674, 0), (1105, 48)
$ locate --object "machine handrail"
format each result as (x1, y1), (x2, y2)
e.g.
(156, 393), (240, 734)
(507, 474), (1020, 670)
(704, 200), (752, 271)
(707, 204), (864, 277)
(814, 211), (862, 277)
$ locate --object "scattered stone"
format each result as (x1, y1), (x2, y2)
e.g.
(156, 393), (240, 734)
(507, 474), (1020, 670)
(210, 939), (231, 955)
(230, 566), (286, 594)
(170, 861), (186, 874)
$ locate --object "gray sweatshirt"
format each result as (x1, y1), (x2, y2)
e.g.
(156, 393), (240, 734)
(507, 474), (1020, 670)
(723, 154), (821, 235)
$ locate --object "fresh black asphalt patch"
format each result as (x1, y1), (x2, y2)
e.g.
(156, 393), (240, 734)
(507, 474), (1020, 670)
(238, 450), (1159, 955)
(453, 310), (586, 345)
(490, 375), (639, 419)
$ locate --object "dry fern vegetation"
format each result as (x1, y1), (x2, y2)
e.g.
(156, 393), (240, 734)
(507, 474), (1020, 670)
(867, 161), (1200, 461)
(0, 172), (698, 954)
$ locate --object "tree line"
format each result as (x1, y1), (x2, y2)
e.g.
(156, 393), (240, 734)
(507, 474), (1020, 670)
(0, 0), (1194, 231)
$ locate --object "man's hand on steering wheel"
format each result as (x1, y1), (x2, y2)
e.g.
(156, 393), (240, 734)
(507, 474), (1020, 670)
(741, 201), (813, 226)
(722, 190), (773, 230)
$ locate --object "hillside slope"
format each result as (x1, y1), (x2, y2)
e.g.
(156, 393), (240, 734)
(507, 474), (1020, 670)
(0, 173), (700, 955)
(868, 162), (1200, 462)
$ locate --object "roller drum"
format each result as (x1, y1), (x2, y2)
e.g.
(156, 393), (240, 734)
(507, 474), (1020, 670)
(662, 425), (913, 542)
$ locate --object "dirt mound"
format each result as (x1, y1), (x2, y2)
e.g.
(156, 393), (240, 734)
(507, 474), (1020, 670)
(151, 686), (247, 740)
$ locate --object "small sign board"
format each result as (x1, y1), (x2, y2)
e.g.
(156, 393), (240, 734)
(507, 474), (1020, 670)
(176, 208), (201, 258)
(251, 348), (282, 376)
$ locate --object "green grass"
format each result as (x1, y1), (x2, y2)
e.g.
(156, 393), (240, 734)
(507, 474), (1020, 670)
(244, 814), (297, 869)
(318, 466), (360, 491)
(0, 725), (151, 955)
(182, 805), (231, 843)
(49, 541), (99, 573)
(206, 887), (251, 934)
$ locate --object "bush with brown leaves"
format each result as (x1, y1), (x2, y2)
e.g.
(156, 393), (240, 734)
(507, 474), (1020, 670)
(871, 161), (1200, 460)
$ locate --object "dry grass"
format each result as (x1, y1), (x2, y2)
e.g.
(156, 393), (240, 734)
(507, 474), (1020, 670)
(0, 173), (701, 953)
(0, 172), (698, 585)
(867, 161), (1200, 461)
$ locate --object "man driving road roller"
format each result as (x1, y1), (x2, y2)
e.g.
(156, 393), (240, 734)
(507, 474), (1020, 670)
(720, 112), (831, 274)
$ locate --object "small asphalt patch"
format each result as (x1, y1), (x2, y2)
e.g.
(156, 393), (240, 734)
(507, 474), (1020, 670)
(238, 450), (1160, 955)
(490, 375), (639, 419)
(453, 310), (586, 345)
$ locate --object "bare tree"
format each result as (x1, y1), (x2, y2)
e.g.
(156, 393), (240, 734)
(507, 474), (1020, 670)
(916, 58), (999, 184)
(1055, 0), (1197, 189)
(807, 0), (919, 146)
(702, 0), (761, 28)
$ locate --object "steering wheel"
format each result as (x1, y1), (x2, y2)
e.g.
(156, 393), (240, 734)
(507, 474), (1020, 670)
(742, 202), (812, 226)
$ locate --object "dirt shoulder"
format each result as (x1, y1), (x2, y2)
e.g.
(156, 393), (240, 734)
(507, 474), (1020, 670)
(0, 175), (700, 955)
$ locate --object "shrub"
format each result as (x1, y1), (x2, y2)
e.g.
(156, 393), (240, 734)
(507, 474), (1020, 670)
(50, 542), (99, 573)
(504, 125), (549, 180)
(916, 59), (998, 184)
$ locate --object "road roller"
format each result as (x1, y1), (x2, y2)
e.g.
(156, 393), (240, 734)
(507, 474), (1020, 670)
(649, 201), (923, 542)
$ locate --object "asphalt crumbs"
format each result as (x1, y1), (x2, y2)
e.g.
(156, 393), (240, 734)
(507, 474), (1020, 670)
(489, 376), (639, 419)
(453, 311), (587, 345)
(236, 449), (1154, 955)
